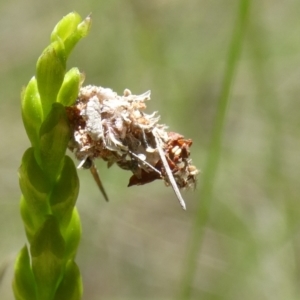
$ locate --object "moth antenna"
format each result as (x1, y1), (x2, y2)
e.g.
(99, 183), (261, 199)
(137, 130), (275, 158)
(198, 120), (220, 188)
(90, 163), (109, 202)
(153, 129), (186, 210)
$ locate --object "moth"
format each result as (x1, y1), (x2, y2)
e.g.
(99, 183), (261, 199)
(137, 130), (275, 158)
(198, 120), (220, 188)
(66, 86), (198, 210)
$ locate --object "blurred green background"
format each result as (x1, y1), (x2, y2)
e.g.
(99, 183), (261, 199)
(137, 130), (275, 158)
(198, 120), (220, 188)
(1, 0), (300, 299)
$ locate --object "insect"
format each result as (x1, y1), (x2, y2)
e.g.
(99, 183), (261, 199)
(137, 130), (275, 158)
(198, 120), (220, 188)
(66, 86), (198, 210)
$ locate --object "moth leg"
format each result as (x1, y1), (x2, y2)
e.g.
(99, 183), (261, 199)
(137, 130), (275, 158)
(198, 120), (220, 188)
(77, 156), (109, 201)
(89, 161), (109, 202)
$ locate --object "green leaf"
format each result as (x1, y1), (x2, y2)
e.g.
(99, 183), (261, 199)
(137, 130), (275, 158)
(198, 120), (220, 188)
(12, 245), (37, 300)
(57, 68), (82, 106)
(31, 216), (65, 300)
(39, 103), (71, 181)
(21, 77), (43, 148)
(50, 155), (79, 227)
(36, 41), (66, 117)
(53, 260), (83, 300)
(51, 12), (82, 44)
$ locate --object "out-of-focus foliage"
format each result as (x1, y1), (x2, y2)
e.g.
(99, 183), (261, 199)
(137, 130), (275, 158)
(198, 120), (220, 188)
(0, 1), (300, 299)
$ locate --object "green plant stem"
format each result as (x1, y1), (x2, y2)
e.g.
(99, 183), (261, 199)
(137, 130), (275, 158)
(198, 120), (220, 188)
(178, 0), (251, 298)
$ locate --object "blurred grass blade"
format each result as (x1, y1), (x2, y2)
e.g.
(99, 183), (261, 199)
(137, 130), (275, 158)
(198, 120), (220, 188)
(178, 0), (251, 298)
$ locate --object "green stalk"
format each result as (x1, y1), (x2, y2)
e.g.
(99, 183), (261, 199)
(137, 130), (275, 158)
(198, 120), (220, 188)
(13, 13), (91, 300)
(178, 1), (251, 298)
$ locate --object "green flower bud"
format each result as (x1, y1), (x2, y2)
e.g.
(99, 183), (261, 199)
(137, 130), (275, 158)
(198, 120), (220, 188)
(19, 148), (51, 215)
(20, 196), (46, 243)
(62, 208), (82, 260)
(53, 260), (82, 300)
(50, 156), (79, 227)
(36, 41), (66, 117)
(31, 216), (65, 300)
(51, 12), (82, 44)
(76, 15), (92, 38)
(57, 68), (82, 106)
(63, 15), (92, 57)
(21, 77), (43, 148)
(13, 245), (37, 300)
(39, 103), (70, 181)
